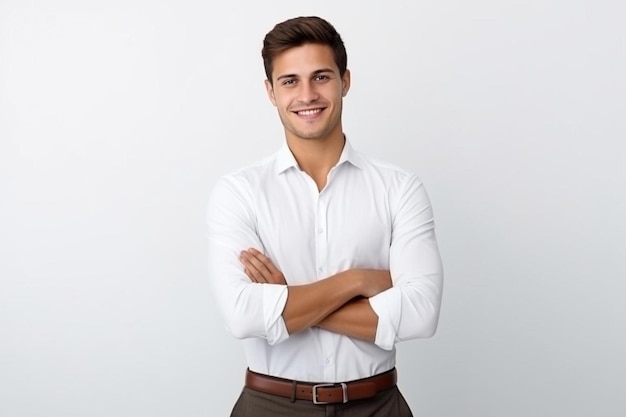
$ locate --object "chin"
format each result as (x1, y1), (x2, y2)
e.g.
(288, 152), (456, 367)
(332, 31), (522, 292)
(296, 131), (330, 140)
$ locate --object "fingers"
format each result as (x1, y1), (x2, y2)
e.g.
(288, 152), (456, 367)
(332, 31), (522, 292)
(240, 250), (270, 283)
(249, 249), (286, 284)
(240, 248), (275, 283)
(247, 248), (280, 273)
(239, 248), (286, 285)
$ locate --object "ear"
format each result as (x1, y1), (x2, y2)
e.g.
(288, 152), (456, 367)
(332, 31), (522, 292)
(341, 69), (351, 97)
(265, 79), (277, 106)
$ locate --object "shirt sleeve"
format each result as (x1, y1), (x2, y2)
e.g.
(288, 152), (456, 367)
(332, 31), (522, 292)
(206, 175), (289, 345)
(368, 174), (444, 350)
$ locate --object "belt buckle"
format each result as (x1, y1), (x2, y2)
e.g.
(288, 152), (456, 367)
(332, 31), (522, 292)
(312, 382), (348, 404)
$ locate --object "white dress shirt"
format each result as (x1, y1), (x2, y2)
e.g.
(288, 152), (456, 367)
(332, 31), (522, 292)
(206, 139), (443, 383)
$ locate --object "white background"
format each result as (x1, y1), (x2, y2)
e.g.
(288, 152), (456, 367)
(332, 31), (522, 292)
(1, 1), (625, 416)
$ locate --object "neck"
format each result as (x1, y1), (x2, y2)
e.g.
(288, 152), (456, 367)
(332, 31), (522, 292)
(286, 132), (345, 191)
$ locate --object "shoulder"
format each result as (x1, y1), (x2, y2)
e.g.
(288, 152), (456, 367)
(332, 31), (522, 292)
(208, 151), (279, 208)
(351, 149), (434, 220)
(352, 148), (423, 190)
(214, 152), (278, 190)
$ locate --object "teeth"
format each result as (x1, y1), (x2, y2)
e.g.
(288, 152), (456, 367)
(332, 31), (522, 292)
(298, 109), (321, 116)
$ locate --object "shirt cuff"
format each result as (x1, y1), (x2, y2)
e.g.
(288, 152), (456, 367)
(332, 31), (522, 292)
(263, 284), (289, 345)
(368, 288), (401, 351)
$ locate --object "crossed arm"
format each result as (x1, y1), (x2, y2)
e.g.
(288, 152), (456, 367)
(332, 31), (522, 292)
(208, 174), (443, 349)
(239, 248), (391, 342)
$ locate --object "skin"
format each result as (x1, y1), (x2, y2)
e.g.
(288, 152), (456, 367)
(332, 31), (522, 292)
(237, 43), (393, 342)
(265, 43), (350, 190)
(240, 249), (390, 342)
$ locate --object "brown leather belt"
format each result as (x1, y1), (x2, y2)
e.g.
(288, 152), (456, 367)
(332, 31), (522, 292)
(245, 368), (397, 404)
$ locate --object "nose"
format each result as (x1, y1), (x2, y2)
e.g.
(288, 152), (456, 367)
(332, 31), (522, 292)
(298, 80), (319, 104)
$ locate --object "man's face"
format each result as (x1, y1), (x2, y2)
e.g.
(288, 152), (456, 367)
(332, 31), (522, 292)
(265, 43), (350, 142)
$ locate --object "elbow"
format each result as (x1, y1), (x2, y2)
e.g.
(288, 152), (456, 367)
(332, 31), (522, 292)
(213, 281), (263, 340)
(216, 297), (259, 340)
(223, 316), (251, 340)
(401, 295), (442, 340)
(411, 305), (441, 339)
(214, 281), (289, 344)
(221, 307), (261, 340)
(418, 312), (440, 338)
(223, 309), (287, 345)
(419, 294), (442, 338)
(407, 279), (443, 339)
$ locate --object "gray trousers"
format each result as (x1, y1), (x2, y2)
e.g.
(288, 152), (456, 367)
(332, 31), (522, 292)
(230, 386), (414, 417)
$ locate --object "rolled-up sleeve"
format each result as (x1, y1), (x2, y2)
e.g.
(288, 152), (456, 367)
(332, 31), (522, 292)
(368, 174), (444, 350)
(206, 176), (289, 345)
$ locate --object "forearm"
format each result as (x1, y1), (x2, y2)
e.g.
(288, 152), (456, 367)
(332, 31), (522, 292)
(282, 270), (362, 334)
(315, 298), (378, 342)
(239, 249), (392, 336)
(282, 269), (391, 335)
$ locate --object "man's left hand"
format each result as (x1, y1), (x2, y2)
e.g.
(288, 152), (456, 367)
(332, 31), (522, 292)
(239, 248), (287, 285)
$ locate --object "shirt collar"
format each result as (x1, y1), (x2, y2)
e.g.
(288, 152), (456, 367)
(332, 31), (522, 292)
(275, 137), (362, 175)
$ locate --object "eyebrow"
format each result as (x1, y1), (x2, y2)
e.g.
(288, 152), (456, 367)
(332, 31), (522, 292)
(275, 68), (336, 82)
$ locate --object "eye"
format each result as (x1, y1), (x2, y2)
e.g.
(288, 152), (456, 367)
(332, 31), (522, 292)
(314, 74), (330, 82)
(281, 78), (297, 86)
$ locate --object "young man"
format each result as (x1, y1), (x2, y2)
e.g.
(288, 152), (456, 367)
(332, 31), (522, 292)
(207, 16), (443, 416)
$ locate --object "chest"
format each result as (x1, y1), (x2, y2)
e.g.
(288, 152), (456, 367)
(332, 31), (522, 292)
(253, 169), (393, 282)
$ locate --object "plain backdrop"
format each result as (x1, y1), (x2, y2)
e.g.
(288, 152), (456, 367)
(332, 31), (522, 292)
(1, 1), (625, 416)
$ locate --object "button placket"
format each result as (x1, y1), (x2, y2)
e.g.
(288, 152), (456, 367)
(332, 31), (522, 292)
(315, 191), (335, 380)
(315, 194), (328, 279)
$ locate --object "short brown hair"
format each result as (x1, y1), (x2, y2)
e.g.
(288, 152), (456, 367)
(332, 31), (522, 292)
(262, 16), (347, 84)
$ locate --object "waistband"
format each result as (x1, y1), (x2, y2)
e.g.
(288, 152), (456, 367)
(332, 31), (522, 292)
(245, 368), (397, 404)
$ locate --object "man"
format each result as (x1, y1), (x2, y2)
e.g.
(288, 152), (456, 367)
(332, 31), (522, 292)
(207, 16), (443, 416)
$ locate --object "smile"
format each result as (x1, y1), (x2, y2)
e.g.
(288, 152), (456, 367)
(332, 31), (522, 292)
(295, 108), (323, 116)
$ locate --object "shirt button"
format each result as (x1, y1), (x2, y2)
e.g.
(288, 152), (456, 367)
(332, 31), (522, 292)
(317, 228), (324, 234)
